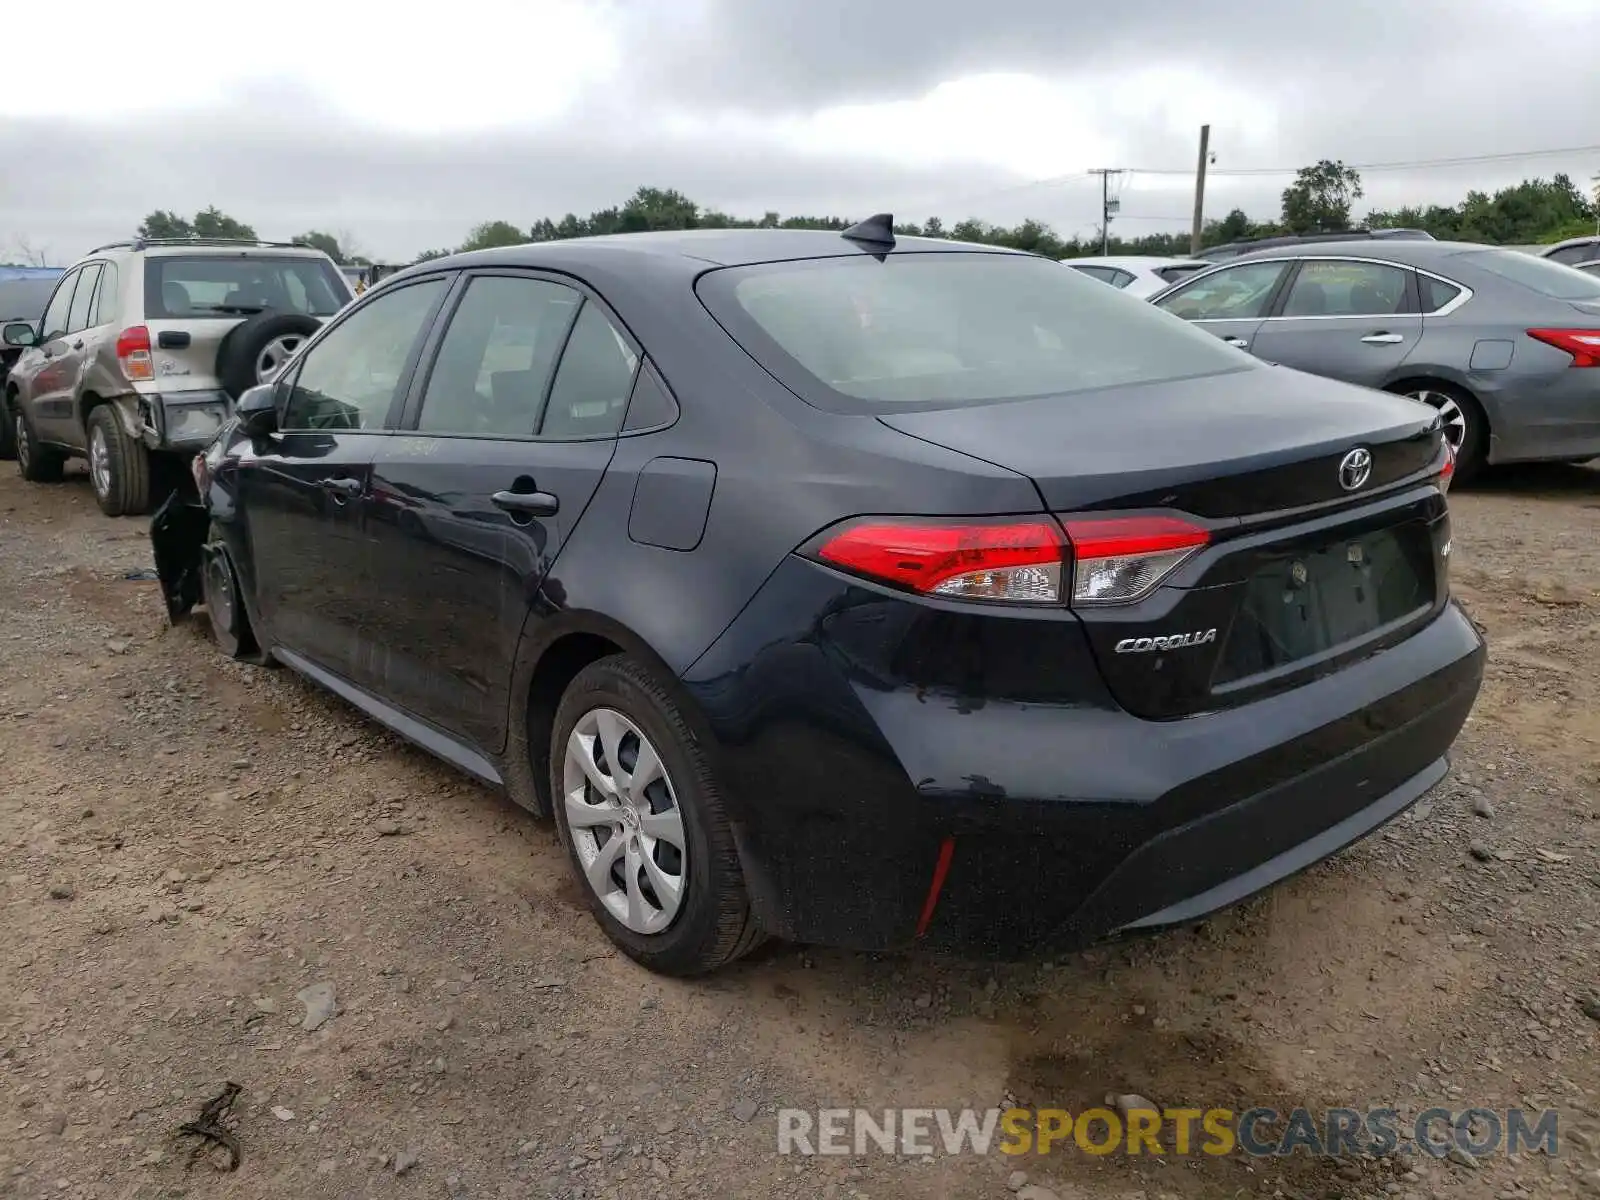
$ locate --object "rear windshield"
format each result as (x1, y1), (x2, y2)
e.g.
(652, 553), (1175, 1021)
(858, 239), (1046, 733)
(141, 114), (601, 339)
(1458, 249), (1600, 301)
(697, 252), (1254, 412)
(145, 255), (350, 319)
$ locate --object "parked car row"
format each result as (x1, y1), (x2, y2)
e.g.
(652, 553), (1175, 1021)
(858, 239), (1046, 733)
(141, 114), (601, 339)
(120, 219), (1487, 977)
(1, 238), (352, 515)
(1062, 237), (1600, 482)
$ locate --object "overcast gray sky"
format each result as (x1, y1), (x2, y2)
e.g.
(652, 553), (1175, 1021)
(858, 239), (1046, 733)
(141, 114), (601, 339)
(2, 0), (1597, 263)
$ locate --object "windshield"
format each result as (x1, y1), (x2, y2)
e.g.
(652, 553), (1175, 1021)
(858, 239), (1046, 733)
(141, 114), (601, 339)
(1459, 249), (1600, 301)
(697, 252), (1254, 412)
(145, 255), (351, 319)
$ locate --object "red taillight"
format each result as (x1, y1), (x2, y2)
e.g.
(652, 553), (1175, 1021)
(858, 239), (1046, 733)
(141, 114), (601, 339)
(116, 325), (154, 381)
(1527, 328), (1600, 368)
(1059, 515), (1210, 606)
(1438, 440), (1456, 493)
(813, 518), (1067, 603)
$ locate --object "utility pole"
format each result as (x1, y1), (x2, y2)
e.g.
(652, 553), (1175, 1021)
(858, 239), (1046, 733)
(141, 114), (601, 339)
(1089, 168), (1122, 254)
(1190, 125), (1211, 256)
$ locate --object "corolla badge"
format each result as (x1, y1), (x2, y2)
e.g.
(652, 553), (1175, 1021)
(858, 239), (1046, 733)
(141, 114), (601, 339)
(1338, 447), (1373, 491)
(1114, 629), (1218, 654)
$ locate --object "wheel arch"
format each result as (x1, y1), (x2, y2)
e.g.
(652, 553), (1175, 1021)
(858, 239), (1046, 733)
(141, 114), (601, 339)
(501, 610), (690, 818)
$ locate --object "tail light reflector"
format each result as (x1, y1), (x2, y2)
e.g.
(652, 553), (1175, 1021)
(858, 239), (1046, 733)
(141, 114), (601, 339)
(1059, 515), (1210, 605)
(116, 325), (154, 381)
(1526, 328), (1600, 367)
(813, 519), (1066, 603)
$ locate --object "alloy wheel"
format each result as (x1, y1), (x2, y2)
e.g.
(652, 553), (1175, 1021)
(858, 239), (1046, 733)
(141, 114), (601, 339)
(89, 425), (111, 499)
(1409, 389), (1467, 453)
(204, 549), (236, 636)
(561, 707), (688, 935)
(256, 334), (307, 384)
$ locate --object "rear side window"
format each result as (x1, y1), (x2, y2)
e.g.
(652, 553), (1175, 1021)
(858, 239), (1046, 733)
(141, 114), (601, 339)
(145, 255), (349, 319)
(417, 276), (581, 437)
(698, 252), (1254, 411)
(1068, 264), (1118, 284)
(540, 301), (640, 438)
(1418, 275), (1463, 314)
(87, 263), (119, 327)
(1279, 260), (1411, 317)
(1459, 249), (1600, 301)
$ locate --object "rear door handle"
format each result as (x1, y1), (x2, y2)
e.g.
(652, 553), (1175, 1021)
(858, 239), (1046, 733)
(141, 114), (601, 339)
(320, 477), (363, 497)
(71, 340), (84, 351)
(491, 490), (559, 517)
(1222, 336), (1249, 348)
(1361, 332), (1404, 345)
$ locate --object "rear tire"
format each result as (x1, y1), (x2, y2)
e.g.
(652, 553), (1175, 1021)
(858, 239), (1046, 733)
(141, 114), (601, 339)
(86, 406), (151, 517)
(1395, 381), (1486, 484)
(14, 405), (65, 483)
(550, 655), (763, 977)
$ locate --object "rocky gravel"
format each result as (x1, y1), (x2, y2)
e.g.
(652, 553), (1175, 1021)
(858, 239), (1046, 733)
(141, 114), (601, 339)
(1, 460), (1598, 1200)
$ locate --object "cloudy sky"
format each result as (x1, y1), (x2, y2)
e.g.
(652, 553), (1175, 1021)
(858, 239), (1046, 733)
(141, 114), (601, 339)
(2, 0), (1598, 264)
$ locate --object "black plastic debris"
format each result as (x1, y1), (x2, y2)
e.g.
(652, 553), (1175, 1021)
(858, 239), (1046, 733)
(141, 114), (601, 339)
(176, 1081), (244, 1172)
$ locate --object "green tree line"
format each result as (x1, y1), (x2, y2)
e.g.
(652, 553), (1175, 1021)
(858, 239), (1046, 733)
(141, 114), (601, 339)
(127, 164), (1598, 270)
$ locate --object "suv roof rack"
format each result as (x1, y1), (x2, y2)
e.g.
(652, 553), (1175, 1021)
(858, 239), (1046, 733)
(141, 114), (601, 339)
(87, 236), (313, 255)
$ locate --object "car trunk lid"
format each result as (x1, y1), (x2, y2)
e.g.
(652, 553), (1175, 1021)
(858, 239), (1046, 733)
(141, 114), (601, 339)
(879, 368), (1451, 719)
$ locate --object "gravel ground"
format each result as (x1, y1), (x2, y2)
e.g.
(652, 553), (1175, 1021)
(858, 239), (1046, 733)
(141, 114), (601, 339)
(1, 459), (1597, 1200)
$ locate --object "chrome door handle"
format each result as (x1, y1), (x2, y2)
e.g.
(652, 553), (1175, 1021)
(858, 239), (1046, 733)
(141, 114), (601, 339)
(1361, 332), (1404, 345)
(491, 490), (559, 518)
(320, 477), (362, 497)
(1223, 336), (1249, 348)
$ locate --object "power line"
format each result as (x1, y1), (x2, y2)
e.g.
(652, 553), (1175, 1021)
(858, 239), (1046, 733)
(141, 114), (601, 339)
(1124, 143), (1600, 178)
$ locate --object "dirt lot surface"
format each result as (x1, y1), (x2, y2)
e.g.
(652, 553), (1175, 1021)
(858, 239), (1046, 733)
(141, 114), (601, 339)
(2, 460), (1598, 1200)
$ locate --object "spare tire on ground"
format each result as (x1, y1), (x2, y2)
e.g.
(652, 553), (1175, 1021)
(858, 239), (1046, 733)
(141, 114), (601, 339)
(216, 312), (321, 400)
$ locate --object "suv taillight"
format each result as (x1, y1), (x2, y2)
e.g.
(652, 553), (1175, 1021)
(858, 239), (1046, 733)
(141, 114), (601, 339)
(1526, 328), (1600, 367)
(117, 325), (154, 381)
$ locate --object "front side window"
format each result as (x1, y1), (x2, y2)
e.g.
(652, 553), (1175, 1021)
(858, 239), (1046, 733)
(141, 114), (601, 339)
(281, 279), (446, 431)
(1279, 260), (1411, 317)
(699, 251), (1255, 412)
(39, 270), (79, 341)
(1155, 260), (1291, 321)
(146, 254), (349, 319)
(67, 265), (101, 333)
(416, 276), (582, 437)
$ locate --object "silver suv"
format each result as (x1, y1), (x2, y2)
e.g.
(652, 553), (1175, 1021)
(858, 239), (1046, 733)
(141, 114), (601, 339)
(2, 238), (353, 515)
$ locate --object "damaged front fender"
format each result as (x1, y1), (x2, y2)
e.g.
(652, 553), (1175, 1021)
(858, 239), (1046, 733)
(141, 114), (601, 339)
(150, 491), (211, 623)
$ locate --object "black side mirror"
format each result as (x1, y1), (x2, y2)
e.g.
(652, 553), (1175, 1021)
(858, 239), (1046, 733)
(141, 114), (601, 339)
(236, 384), (279, 437)
(2, 321), (38, 348)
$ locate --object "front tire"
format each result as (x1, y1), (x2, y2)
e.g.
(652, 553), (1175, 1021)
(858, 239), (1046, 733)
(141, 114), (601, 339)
(14, 405), (65, 483)
(201, 543), (261, 661)
(550, 655), (762, 976)
(86, 406), (151, 517)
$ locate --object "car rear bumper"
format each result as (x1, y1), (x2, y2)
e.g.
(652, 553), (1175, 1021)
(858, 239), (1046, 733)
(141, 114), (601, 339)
(135, 389), (231, 451)
(683, 556), (1485, 959)
(1483, 369), (1600, 464)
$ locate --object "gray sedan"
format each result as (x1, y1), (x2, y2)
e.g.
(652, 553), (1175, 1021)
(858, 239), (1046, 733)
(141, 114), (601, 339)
(1148, 240), (1600, 479)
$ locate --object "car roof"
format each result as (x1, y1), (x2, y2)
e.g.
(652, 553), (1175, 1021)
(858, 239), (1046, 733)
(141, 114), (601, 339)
(1217, 239), (1516, 268)
(1064, 256), (1208, 269)
(424, 229), (1028, 277)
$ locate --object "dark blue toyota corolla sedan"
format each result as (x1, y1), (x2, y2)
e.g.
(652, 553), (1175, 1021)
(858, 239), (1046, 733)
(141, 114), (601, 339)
(151, 221), (1484, 976)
